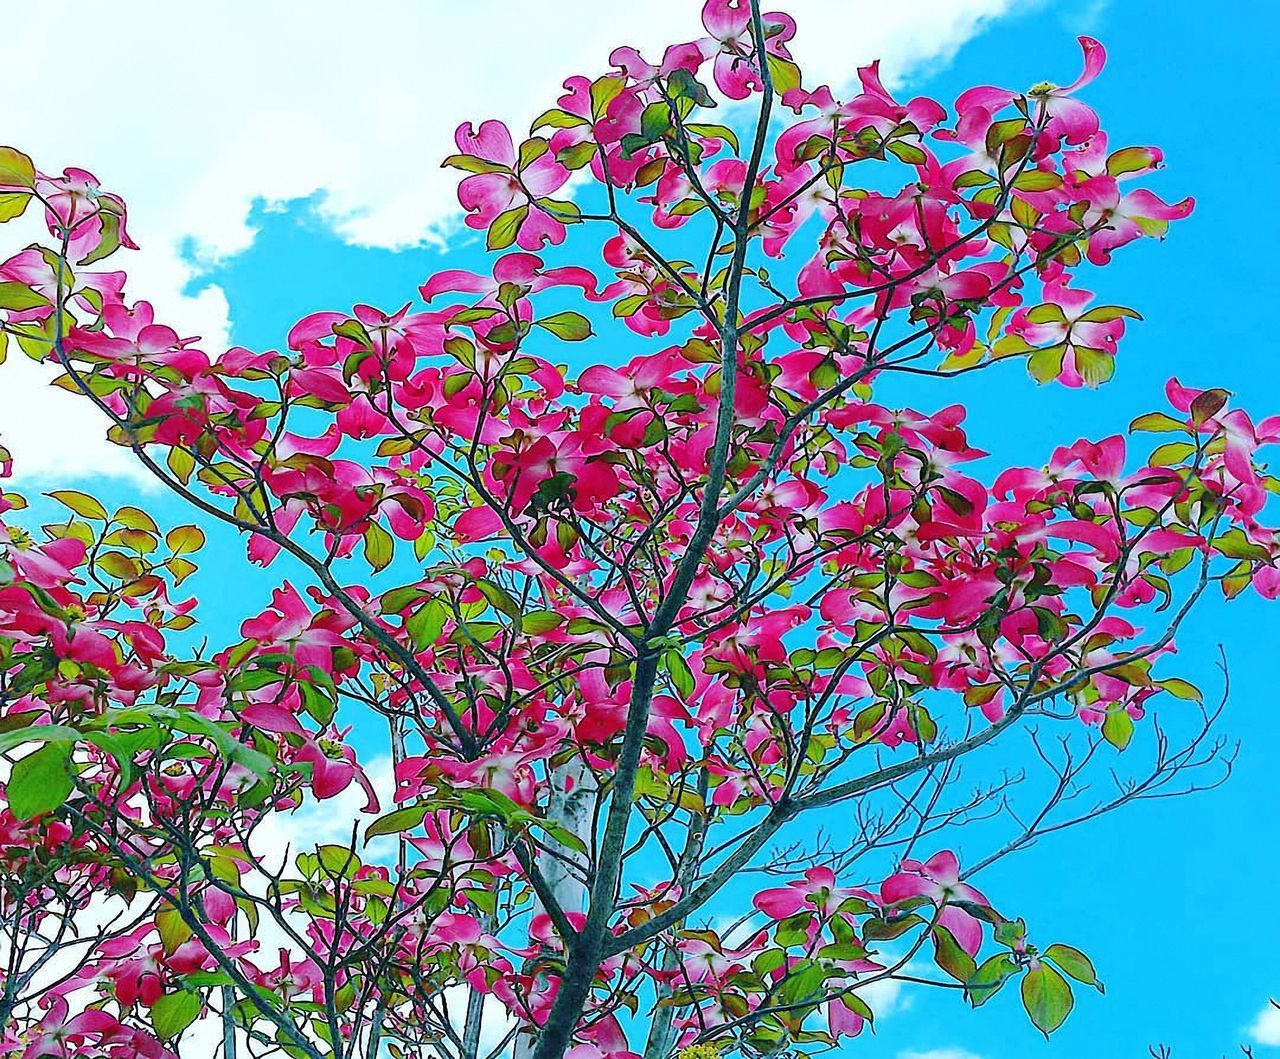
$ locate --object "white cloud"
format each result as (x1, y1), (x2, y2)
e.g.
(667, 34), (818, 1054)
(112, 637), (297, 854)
(898, 1049), (985, 1059)
(1, 0), (1022, 481)
(864, 974), (911, 1018)
(1249, 1001), (1280, 1046)
(254, 754), (397, 857)
(0, 349), (155, 487)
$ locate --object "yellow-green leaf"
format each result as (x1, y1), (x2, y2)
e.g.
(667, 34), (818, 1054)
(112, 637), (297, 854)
(535, 311), (594, 342)
(1021, 962), (1074, 1037)
(0, 147), (36, 190)
(48, 490), (108, 521)
(115, 505), (159, 532)
(151, 990), (202, 1039)
(0, 192), (30, 223)
(166, 525), (206, 555)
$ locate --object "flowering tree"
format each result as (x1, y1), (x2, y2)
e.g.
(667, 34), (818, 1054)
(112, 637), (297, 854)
(0, 2), (1275, 1057)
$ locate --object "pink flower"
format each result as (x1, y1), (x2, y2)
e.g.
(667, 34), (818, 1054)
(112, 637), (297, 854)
(755, 866), (874, 919)
(1006, 280), (1134, 387)
(420, 252), (599, 304)
(882, 851), (989, 956)
(699, 0), (796, 99)
(453, 121), (571, 250)
(956, 37), (1108, 148)
(240, 582), (351, 672)
(1084, 187), (1194, 264)
(295, 733), (380, 810)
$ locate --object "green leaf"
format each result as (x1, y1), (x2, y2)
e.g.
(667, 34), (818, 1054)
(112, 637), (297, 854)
(166, 525), (206, 555)
(0, 192), (30, 223)
(0, 282), (50, 311)
(517, 138), (550, 171)
(753, 948), (787, 977)
(1074, 346), (1115, 388)
(535, 311), (594, 342)
(1213, 527), (1271, 561)
(299, 682), (337, 726)
(152, 990), (202, 1039)
(362, 521), (394, 573)
(531, 108), (590, 131)
(1190, 387), (1230, 425)
(994, 917), (1028, 948)
(766, 54), (802, 94)
(684, 123), (741, 154)
(932, 924), (978, 983)
(487, 205), (528, 251)
(521, 610), (564, 635)
(317, 843), (361, 877)
(992, 333), (1035, 359)
(1043, 943), (1104, 992)
(953, 169), (995, 189)
(1077, 305), (1141, 323)
(1013, 169), (1063, 191)
(1129, 412), (1185, 433)
(1148, 441), (1196, 466)
(778, 958), (826, 1008)
(381, 585), (428, 614)
(540, 818), (589, 855)
(8, 742), (74, 820)
(1026, 343), (1068, 383)
(1024, 303), (1066, 324)
(332, 318), (373, 347)
(1101, 708), (1134, 750)
(1155, 677), (1202, 703)
(666, 68), (714, 108)
(167, 710), (274, 783)
(1021, 961), (1074, 1037)
(775, 912), (813, 947)
(0, 723), (80, 755)
(886, 140), (927, 166)
(555, 141), (599, 170)
(157, 908), (194, 955)
(589, 75), (626, 120)
(366, 804), (430, 841)
(0, 147), (36, 189)
(115, 505), (159, 533)
(407, 599), (448, 650)
(47, 489), (108, 521)
(441, 154), (511, 175)
(78, 210), (123, 266)
(167, 446), (196, 485)
(1106, 146), (1158, 177)
(477, 579), (522, 620)
(663, 649), (696, 698)
(968, 952), (1019, 1007)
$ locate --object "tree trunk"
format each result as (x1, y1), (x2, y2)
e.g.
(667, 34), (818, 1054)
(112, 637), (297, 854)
(515, 756), (596, 1059)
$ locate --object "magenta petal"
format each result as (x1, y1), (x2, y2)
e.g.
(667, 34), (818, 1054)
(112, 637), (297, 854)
(702, 0), (750, 38)
(454, 119), (516, 164)
(1063, 35), (1108, 93)
(922, 850), (960, 883)
(939, 907), (984, 957)
(754, 888), (805, 919)
(881, 872), (929, 905)
(241, 702), (304, 735)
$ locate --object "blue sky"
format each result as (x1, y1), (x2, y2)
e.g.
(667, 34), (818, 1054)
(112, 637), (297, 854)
(4, 0), (1279, 1056)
